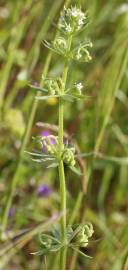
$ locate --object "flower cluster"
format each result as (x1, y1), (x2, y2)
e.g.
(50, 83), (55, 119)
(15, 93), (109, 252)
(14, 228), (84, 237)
(42, 6), (92, 63)
(74, 41), (93, 62)
(30, 78), (87, 102)
(40, 133), (76, 167)
(62, 147), (76, 167)
(44, 38), (92, 63)
(28, 131), (79, 171)
(58, 6), (87, 35)
(42, 76), (63, 96)
(41, 134), (58, 154)
(66, 82), (84, 95)
(54, 37), (68, 53)
(30, 6), (92, 103)
(71, 223), (94, 247)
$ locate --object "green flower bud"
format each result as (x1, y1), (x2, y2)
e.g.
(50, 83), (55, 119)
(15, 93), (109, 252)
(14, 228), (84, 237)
(41, 235), (52, 249)
(54, 37), (67, 51)
(62, 147), (76, 166)
(75, 44), (92, 62)
(72, 223), (94, 247)
(84, 223), (94, 238)
(46, 145), (55, 154)
(43, 79), (59, 95)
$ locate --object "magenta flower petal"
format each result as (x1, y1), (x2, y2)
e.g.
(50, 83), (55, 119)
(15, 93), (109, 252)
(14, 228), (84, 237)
(41, 130), (50, 137)
(40, 130), (57, 152)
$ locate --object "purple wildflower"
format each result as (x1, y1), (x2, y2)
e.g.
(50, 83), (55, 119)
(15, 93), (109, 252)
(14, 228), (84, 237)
(40, 130), (57, 152)
(40, 130), (50, 137)
(8, 207), (15, 218)
(41, 130), (56, 144)
(37, 183), (52, 197)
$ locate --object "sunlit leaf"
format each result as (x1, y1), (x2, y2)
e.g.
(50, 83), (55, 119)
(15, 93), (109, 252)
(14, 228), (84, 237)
(36, 95), (59, 100)
(47, 162), (58, 168)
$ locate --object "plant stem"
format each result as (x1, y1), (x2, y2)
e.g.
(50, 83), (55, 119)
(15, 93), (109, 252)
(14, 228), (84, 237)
(58, 35), (72, 270)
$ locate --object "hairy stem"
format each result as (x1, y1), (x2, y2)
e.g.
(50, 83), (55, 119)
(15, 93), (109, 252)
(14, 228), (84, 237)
(58, 35), (72, 270)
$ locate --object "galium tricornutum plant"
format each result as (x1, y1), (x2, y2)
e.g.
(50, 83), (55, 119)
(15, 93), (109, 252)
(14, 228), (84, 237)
(28, 6), (94, 269)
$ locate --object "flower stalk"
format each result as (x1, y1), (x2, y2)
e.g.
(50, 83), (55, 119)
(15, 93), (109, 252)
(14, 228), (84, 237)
(58, 35), (72, 269)
(24, 5), (94, 269)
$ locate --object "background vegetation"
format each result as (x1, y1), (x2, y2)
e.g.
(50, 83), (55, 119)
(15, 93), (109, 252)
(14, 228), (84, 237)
(0, 0), (128, 269)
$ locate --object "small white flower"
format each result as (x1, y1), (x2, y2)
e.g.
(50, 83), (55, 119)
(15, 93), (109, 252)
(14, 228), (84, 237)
(71, 9), (79, 17)
(78, 18), (84, 26)
(76, 83), (83, 91)
(70, 7), (85, 19)
(65, 23), (72, 33)
(59, 6), (87, 35)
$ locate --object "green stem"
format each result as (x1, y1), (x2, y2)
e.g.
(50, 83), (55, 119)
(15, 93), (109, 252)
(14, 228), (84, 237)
(58, 35), (72, 270)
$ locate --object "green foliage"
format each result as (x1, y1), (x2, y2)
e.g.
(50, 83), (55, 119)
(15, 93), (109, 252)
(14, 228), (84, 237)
(0, 0), (128, 269)
(34, 223), (93, 258)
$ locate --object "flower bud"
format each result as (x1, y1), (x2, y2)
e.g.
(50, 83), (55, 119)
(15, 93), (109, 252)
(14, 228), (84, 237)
(75, 45), (92, 62)
(72, 223), (94, 247)
(41, 235), (52, 249)
(54, 37), (67, 51)
(62, 147), (76, 166)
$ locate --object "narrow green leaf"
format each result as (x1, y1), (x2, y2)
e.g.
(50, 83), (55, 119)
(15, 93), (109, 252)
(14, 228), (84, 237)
(43, 158), (56, 161)
(73, 94), (91, 100)
(71, 246), (92, 259)
(31, 250), (45, 256)
(47, 162), (58, 168)
(69, 166), (83, 176)
(75, 152), (94, 158)
(25, 151), (52, 158)
(31, 158), (44, 163)
(61, 94), (74, 102)
(29, 84), (48, 93)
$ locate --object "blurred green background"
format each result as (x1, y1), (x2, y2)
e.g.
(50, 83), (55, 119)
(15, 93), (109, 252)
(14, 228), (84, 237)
(0, 0), (128, 269)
